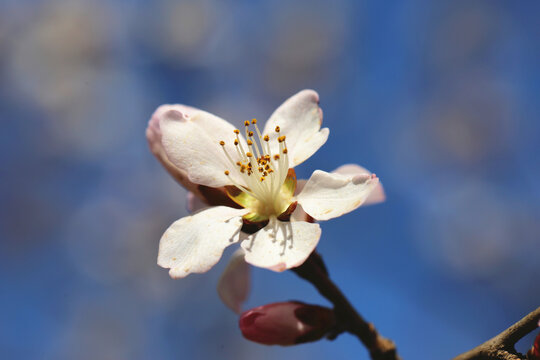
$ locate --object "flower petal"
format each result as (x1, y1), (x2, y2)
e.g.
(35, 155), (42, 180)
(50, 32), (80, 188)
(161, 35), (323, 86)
(296, 170), (380, 221)
(159, 105), (246, 188)
(158, 206), (247, 278)
(186, 191), (208, 213)
(217, 248), (251, 314)
(241, 218), (321, 271)
(263, 90), (329, 167)
(332, 164), (386, 205)
(146, 105), (201, 194)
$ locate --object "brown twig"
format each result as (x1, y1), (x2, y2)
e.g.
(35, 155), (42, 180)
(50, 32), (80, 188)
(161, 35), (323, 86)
(453, 307), (540, 360)
(293, 252), (401, 360)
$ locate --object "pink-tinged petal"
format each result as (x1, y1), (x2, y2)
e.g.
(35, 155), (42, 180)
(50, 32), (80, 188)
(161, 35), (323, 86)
(239, 301), (335, 346)
(186, 186), (243, 213)
(240, 218), (321, 271)
(263, 90), (329, 167)
(297, 170), (380, 221)
(146, 105), (201, 195)
(217, 249), (251, 314)
(186, 191), (208, 213)
(333, 164), (386, 205)
(294, 179), (307, 195)
(290, 203), (314, 223)
(159, 106), (247, 188)
(289, 179), (315, 223)
(158, 206), (247, 278)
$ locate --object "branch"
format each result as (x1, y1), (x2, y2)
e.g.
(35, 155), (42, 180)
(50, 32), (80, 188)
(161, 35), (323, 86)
(453, 307), (540, 360)
(293, 252), (401, 360)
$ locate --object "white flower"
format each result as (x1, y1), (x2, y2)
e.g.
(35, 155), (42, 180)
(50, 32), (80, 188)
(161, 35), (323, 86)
(150, 90), (383, 279)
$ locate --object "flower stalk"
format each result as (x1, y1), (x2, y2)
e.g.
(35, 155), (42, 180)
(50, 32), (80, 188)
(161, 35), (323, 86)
(293, 252), (401, 360)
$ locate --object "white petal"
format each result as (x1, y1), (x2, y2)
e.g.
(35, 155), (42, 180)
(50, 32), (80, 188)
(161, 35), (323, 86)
(263, 90), (329, 167)
(146, 105), (201, 194)
(332, 164), (386, 205)
(217, 248), (251, 314)
(158, 206), (247, 278)
(241, 218), (321, 271)
(290, 203), (312, 223)
(296, 170), (380, 221)
(186, 191), (208, 213)
(160, 106), (246, 188)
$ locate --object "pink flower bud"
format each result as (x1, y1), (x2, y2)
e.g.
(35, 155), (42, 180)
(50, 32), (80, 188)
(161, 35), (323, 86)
(239, 301), (335, 346)
(528, 323), (540, 360)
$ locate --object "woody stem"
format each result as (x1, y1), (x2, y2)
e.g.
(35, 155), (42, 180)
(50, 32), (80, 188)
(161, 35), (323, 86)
(292, 251), (401, 360)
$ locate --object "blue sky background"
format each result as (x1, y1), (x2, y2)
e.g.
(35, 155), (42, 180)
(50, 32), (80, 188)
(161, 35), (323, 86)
(1, 0), (539, 359)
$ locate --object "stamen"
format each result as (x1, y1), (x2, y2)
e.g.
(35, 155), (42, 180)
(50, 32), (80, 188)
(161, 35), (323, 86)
(219, 118), (293, 213)
(219, 144), (263, 200)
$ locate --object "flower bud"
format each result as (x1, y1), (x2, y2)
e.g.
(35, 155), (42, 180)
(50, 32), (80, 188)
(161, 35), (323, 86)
(527, 322), (540, 360)
(239, 301), (335, 346)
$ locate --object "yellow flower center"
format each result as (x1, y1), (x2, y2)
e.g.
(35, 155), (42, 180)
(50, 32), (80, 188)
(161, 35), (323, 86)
(219, 119), (295, 220)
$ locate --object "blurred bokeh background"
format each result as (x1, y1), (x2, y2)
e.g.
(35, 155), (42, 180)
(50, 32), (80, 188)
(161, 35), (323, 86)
(1, 0), (539, 359)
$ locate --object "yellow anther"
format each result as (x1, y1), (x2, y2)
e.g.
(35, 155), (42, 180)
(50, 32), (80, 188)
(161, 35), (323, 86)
(268, 169), (274, 173)
(234, 129), (240, 134)
(258, 167), (263, 172)
(248, 131), (254, 137)
(275, 126), (280, 132)
(278, 136), (285, 143)
(251, 118), (257, 124)
(274, 154), (280, 160)
(236, 161), (241, 166)
(263, 135), (269, 141)
(260, 177), (265, 182)
(244, 120), (250, 126)
(234, 139), (239, 145)
(283, 148), (288, 154)
(224, 170), (230, 175)
(247, 140), (253, 145)
(265, 164), (270, 170)
(219, 140), (225, 146)
(263, 171), (268, 176)
(246, 152), (253, 157)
